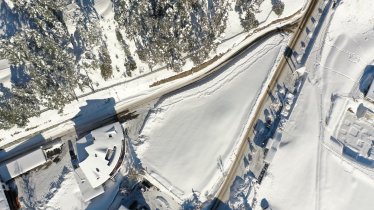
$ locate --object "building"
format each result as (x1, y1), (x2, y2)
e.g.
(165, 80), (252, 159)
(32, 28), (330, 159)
(336, 103), (374, 160)
(74, 122), (125, 201)
(366, 79), (374, 103)
(74, 167), (105, 202)
(0, 149), (47, 182)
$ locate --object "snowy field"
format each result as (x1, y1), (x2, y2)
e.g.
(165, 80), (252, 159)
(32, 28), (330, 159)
(136, 34), (288, 201)
(255, 0), (374, 209)
(14, 149), (87, 210)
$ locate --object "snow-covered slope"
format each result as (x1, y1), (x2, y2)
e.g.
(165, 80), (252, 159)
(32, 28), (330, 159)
(136, 34), (287, 201)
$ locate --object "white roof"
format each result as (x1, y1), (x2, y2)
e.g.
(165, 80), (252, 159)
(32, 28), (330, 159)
(74, 168), (104, 202)
(0, 183), (10, 210)
(366, 80), (374, 102)
(76, 122), (124, 188)
(295, 66), (306, 76)
(0, 149), (47, 182)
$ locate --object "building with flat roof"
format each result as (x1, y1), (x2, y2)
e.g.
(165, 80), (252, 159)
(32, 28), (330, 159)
(76, 122), (125, 190)
(0, 149), (47, 182)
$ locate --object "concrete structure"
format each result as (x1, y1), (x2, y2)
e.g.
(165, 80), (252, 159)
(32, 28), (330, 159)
(337, 104), (374, 159)
(74, 122), (125, 201)
(76, 122), (124, 188)
(74, 167), (105, 202)
(0, 149), (47, 182)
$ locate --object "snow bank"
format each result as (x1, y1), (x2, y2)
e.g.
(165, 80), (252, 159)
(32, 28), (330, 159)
(45, 171), (87, 210)
(137, 34), (287, 200)
(256, 81), (320, 210)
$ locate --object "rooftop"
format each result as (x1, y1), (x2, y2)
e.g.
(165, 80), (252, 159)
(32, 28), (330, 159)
(0, 149), (47, 182)
(74, 167), (105, 202)
(76, 122), (124, 188)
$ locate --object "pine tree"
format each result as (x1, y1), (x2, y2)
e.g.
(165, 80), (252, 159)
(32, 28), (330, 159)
(235, 0), (261, 31)
(99, 45), (113, 81)
(272, 0), (285, 16)
(113, 0), (229, 71)
(0, 0), (88, 128)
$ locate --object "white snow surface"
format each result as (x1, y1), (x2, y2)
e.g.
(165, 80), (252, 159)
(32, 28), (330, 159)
(45, 171), (88, 210)
(256, 81), (320, 210)
(136, 34), (287, 200)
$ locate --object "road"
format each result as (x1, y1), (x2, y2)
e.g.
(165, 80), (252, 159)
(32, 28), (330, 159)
(210, 0), (322, 208)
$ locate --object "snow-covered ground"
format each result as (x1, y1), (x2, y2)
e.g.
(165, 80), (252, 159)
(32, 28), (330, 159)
(15, 149), (87, 210)
(45, 171), (87, 210)
(135, 34), (288, 201)
(254, 0), (374, 209)
(255, 81), (320, 210)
